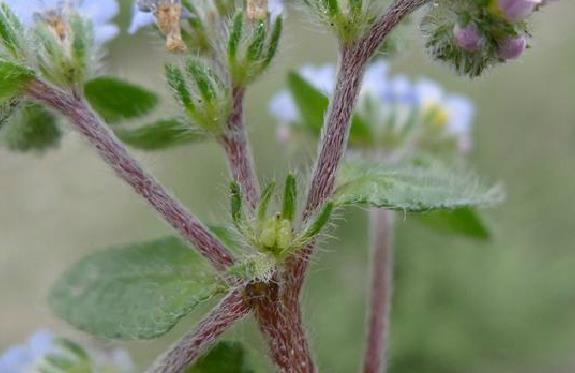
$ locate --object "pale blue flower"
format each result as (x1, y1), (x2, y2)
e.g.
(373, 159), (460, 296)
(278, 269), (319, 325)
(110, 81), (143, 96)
(414, 78), (475, 152)
(299, 64), (336, 95)
(128, 2), (155, 34)
(1, 0), (120, 45)
(0, 329), (135, 373)
(269, 0), (285, 20)
(269, 91), (299, 124)
(0, 329), (56, 373)
(361, 60), (389, 97)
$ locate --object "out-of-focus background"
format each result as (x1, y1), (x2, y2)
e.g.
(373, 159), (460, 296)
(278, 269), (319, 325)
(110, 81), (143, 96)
(1, 1), (574, 372)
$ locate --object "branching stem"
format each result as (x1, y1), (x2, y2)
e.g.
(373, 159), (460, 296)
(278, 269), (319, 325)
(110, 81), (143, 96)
(26, 80), (235, 272)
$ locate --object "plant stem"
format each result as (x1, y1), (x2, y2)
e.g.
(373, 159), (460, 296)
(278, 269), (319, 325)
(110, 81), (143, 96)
(150, 288), (251, 373)
(363, 209), (395, 373)
(26, 79), (235, 272)
(294, 0), (431, 292)
(249, 281), (316, 373)
(220, 86), (260, 210)
(304, 0), (430, 219)
(281, 0), (430, 367)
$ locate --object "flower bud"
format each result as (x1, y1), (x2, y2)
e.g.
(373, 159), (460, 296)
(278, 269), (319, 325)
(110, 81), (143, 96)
(453, 24), (484, 53)
(495, 0), (541, 22)
(497, 35), (527, 60)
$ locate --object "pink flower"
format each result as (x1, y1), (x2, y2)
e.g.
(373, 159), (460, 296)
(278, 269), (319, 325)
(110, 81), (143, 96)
(453, 24), (484, 53)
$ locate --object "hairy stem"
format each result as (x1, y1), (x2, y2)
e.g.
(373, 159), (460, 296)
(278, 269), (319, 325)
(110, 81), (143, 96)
(219, 86), (260, 210)
(363, 209), (395, 373)
(248, 281), (316, 373)
(280, 0), (430, 367)
(304, 0), (430, 218)
(26, 80), (235, 272)
(294, 0), (431, 289)
(150, 289), (251, 373)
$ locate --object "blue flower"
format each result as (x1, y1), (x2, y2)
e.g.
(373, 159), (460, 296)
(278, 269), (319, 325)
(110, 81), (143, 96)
(415, 78), (475, 153)
(0, 329), (56, 373)
(128, 1), (155, 34)
(0, 329), (135, 373)
(269, 61), (476, 154)
(1, 0), (120, 45)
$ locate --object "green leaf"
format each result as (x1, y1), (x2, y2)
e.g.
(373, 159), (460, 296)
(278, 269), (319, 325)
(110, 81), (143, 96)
(84, 76), (158, 123)
(230, 181), (244, 226)
(116, 119), (208, 150)
(2, 103), (62, 152)
(0, 3), (25, 58)
(281, 174), (297, 222)
(333, 162), (504, 211)
(49, 237), (224, 340)
(0, 59), (34, 103)
(257, 181), (276, 223)
(414, 207), (491, 240)
(300, 202), (334, 241)
(228, 12), (244, 61)
(187, 341), (255, 373)
(247, 20), (266, 62)
(286, 71), (368, 143)
(287, 72), (327, 135)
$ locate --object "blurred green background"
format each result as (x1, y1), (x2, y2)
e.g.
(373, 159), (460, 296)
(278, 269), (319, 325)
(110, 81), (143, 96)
(1, 1), (574, 372)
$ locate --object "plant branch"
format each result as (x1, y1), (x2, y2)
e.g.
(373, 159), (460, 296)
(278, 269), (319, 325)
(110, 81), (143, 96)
(249, 281), (316, 373)
(363, 209), (395, 373)
(150, 288), (251, 373)
(304, 0), (431, 219)
(26, 79), (235, 272)
(219, 86), (260, 210)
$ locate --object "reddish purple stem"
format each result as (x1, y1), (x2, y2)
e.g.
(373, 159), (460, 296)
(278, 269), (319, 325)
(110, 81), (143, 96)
(151, 288), (251, 373)
(26, 80), (235, 272)
(363, 209), (395, 373)
(220, 86), (260, 210)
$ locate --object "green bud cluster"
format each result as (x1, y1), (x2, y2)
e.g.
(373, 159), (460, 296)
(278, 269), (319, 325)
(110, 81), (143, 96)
(229, 175), (334, 261)
(302, 0), (384, 42)
(421, 0), (544, 77)
(227, 11), (283, 86)
(166, 58), (230, 135)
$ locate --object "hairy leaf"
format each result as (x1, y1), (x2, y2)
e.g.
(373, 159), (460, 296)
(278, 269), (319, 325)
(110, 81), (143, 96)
(84, 76), (158, 123)
(333, 162), (504, 211)
(116, 119), (208, 150)
(2, 103), (62, 152)
(187, 341), (255, 373)
(414, 207), (491, 240)
(0, 59), (34, 103)
(50, 237), (224, 340)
